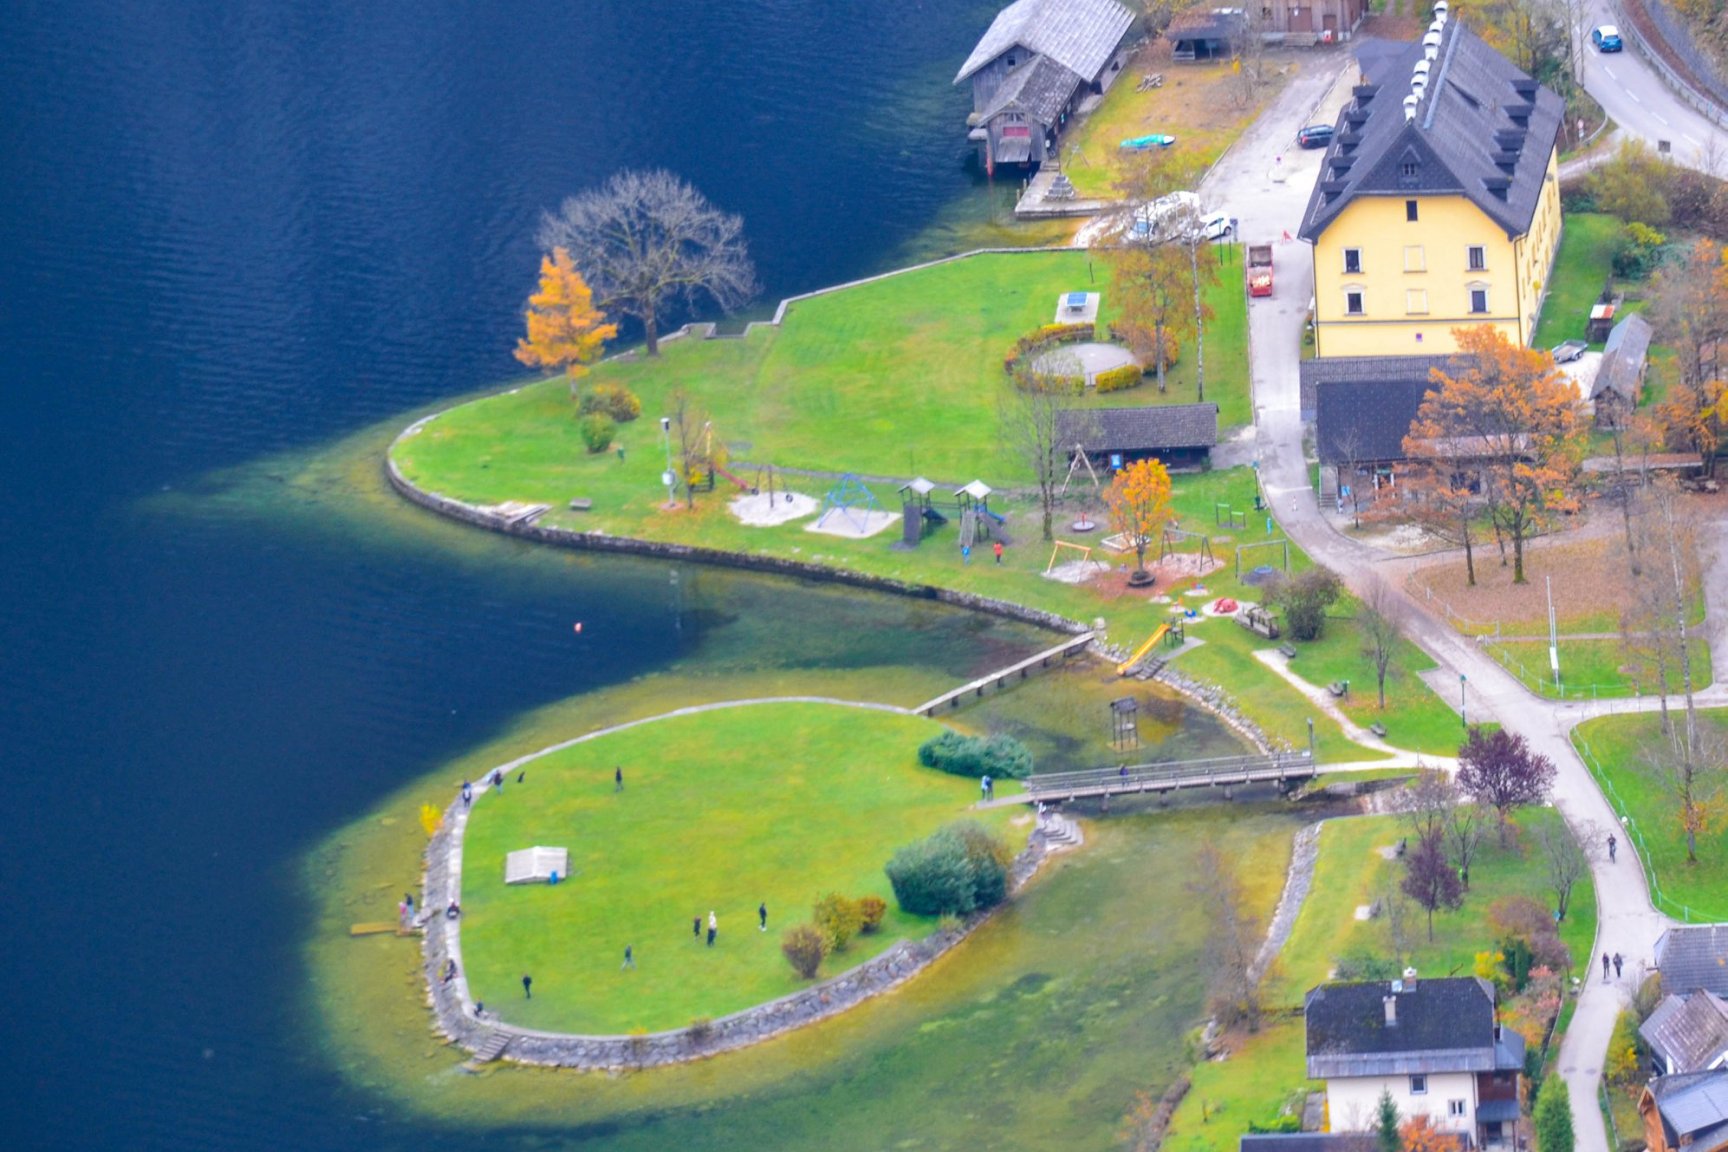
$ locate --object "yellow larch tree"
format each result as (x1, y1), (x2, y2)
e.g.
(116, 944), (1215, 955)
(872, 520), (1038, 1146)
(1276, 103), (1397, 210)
(514, 246), (617, 392)
(1103, 457), (1173, 584)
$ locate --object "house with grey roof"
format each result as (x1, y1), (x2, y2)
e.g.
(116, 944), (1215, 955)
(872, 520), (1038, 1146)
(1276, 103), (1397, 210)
(956, 0), (1135, 169)
(1055, 402), (1218, 472)
(1657, 924), (1728, 998)
(1642, 990), (1728, 1076)
(1305, 972), (1523, 1148)
(1641, 1069), (1728, 1152)
(1298, 12), (1564, 359)
(1591, 312), (1653, 427)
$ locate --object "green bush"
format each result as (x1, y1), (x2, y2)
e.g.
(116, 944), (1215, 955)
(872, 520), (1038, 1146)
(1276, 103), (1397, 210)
(578, 412), (617, 453)
(781, 923), (828, 979)
(1093, 363), (1146, 393)
(885, 821), (1011, 917)
(1266, 567), (1342, 641)
(1533, 1075), (1574, 1152)
(579, 382), (642, 423)
(1247, 1115), (1303, 1134)
(857, 894), (887, 934)
(812, 893), (864, 952)
(917, 730), (1033, 779)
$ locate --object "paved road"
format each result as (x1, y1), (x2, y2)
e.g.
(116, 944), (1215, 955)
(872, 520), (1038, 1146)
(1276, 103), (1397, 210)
(1201, 51), (1728, 1152)
(1582, 2), (1726, 173)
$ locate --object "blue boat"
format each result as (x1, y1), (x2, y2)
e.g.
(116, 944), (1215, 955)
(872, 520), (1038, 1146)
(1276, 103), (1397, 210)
(1120, 134), (1176, 150)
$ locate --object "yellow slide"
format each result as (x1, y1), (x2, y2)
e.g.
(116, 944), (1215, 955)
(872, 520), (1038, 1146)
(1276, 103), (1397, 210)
(1117, 623), (1171, 675)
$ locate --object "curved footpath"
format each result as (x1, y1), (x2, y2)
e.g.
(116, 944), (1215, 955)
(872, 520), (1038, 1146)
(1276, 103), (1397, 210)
(416, 696), (1078, 1069)
(1204, 62), (1728, 1152)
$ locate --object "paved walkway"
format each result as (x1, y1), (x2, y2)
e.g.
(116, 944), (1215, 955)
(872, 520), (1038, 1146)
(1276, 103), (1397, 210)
(1203, 62), (1728, 1152)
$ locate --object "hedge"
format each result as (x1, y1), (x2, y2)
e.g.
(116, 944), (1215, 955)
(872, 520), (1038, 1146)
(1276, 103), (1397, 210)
(918, 731), (1033, 779)
(884, 821), (1012, 917)
(1093, 363), (1146, 393)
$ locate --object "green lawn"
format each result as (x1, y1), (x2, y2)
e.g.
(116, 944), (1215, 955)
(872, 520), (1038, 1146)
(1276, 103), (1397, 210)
(1572, 709), (1728, 921)
(1487, 636), (1714, 699)
(1533, 213), (1623, 350)
(456, 702), (1025, 1033)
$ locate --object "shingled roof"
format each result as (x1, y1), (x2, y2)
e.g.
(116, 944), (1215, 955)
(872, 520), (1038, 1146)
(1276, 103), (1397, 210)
(1642, 991), (1728, 1075)
(1298, 17), (1563, 242)
(1055, 403), (1219, 451)
(978, 54), (1081, 125)
(1303, 356), (1465, 464)
(1648, 1070), (1728, 1150)
(1658, 924), (1728, 997)
(1592, 313), (1653, 403)
(1305, 976), (1520, 1078)
(955, 0), (1135, 84)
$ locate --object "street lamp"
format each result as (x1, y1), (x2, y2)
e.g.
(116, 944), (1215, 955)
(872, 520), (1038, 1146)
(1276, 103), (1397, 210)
(659, 416), (676, 509)
(1459, 673), (1468, 730)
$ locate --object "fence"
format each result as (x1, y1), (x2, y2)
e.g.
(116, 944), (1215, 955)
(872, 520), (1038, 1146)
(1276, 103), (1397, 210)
(1481, 641), (1647, 703)
(1572, 732), (1728, 923)
(1404, 570), (1503, 638)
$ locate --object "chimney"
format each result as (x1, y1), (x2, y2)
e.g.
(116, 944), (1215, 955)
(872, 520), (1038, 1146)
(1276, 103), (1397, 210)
(1384, 995), (1398, 1025)
(1403, 967), (1419, 990)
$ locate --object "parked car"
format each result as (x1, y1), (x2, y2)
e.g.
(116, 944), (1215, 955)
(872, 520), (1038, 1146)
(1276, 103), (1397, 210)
(1296, 124), (1334, 149)
(1199, 211), (1232, 240)
(1592, 25), (1623, 52)
(1550, 339), (1588, 363)
(1131, 190), (1200, 241)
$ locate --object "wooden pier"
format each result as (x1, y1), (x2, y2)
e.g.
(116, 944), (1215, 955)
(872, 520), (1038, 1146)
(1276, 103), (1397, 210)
(1022, 750), (1317, 803)
(913, 633), (1094, 717)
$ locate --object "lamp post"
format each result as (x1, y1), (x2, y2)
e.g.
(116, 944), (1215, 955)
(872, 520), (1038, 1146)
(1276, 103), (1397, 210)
(659, 416), (676, 509)
(1459, 673), (1468, 729)
(1306, 716), (1315, 763)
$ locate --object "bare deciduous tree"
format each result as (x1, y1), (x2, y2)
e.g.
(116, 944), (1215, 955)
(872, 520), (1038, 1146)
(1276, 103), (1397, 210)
(1536, 819), (1593, 922)
(1445, 800), (1487, 889)
(539, 170), (759, 357)
(1359, 579), (1401, 709)
(1001, 354), (1085, 543)
(1399, 771), (1459, 845)
(1189, 841), (1263, 1032)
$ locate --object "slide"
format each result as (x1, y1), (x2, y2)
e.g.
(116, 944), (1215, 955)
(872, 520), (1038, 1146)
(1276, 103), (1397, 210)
(979, 505), (1007, 526)
(1116, 623), (1171, 676)
(713, 463), (752, 492)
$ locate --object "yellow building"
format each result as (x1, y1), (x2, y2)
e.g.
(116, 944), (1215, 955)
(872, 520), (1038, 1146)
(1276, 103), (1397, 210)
(1298, 12), (1564, 359)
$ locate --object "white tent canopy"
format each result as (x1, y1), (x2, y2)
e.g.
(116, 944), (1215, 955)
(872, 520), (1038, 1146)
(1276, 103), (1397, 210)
(504, 846), (569, 885)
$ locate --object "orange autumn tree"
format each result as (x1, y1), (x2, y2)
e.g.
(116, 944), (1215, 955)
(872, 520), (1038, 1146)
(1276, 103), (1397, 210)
(514, 246), (617, 393)
(1400, 1115), (1455, 1152)
(1104, 457), (1173, 585)
(1405, 326), (1584, 585)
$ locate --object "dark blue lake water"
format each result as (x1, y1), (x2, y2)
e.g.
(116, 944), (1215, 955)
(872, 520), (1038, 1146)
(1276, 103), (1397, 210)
(0, 3), (1143, 1148)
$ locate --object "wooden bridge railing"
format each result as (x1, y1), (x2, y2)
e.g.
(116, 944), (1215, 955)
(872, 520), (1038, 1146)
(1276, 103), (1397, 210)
(1022, 750), (1317, 801)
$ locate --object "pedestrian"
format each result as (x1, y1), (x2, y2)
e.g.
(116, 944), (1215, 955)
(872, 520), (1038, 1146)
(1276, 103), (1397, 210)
(474, 1001), (484, 1018)
(615, 766), (623, 792)
(1613, 952), (1623, 978)
(993, 540), (1003, 565)
(622, 945), (635, 970)
(962, 543), (971, 565)
(707, 910), (717, 947)
(461, 780), (472, 808)
(980, 774), (991, 801)
(405, 892), (415, 913)
(492, 768), (504, 793)
(1118, 764), (1128, 780)
(443, 959), (457, 985)
(398, 899), (411, 926)
(522, 974), (533, 999)
(693, 915), (701, 938)
(1608, 833), (1618, 862)
(759, 902), (768, 931)
(1602, 952), (1611, 982)
(517, 770), (525, 784)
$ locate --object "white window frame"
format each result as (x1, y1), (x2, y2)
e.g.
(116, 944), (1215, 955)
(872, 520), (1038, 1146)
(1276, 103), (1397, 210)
(1410, 1074), (1428, 1095)
(1344, 286), (1366, 316)
(1404, 245), (1426, 272)
(1406, 289), (1429, 314)
(1343, 248), (1363, 275)
(1467, 245), (1487, 272)
(1468, 283), (1490, 314)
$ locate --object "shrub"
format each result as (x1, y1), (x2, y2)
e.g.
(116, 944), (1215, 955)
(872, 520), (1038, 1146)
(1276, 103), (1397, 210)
(1093, 363), (1146, 393)
(1247, 1116), (1302, 1134)
(857, 894), (887, 934)
(1612, 221), (1667, 279)
(884, 821), (1011, 917)
(813, 893), (864, 952)
(578, 382), (641, 423)
(1606, 1009), (1644, 1088)
(1332, 950), (1401, 981)
(781, 924), (828, 979)
(1533, 1074), (1574, 1152)
(1265, 567), (1342, 641)
(578, 411), (617, 453)
(917, 730), (1033, 779)
(1002, 321), (1096, 374)
(1486, 895), (1570, 970)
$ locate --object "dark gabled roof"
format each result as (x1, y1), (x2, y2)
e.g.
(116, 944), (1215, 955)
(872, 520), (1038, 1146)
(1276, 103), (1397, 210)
(1167, 8), (1245, 41)
(1241, 1136), (1385, 1152)
(955, 0), (1135, 84)
(1305, 356), (1467, 464)
(1593, 313), (1653, 402)
(1641, 991), (1728, 1075)
(1056, 403), (1219, 452)
(1299, 18), (1563, 242)
(1657, 924), (1728, 997)
(1651, 1069), (1728, 1143)
(1305, 977), (1505, 1078)
(978, 54), (1082, 126)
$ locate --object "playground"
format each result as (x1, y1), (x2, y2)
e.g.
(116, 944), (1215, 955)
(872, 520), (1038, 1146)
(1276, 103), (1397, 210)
(454, 700), (1025, 1034)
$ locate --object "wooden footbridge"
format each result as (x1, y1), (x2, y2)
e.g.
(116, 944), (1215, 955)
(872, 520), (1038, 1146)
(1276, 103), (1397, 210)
(913, 633), (1094, 717)
(1021, 750), (1318, 803)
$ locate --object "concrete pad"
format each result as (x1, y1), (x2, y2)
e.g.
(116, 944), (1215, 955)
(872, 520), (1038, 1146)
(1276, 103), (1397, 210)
(1052, 292), (1100, 324)
(730, 491), (818, 527)
(806, 508), (900, 539)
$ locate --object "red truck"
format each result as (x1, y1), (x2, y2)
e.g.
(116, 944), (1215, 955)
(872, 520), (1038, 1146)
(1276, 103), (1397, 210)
(1247, 243), (1273, 298)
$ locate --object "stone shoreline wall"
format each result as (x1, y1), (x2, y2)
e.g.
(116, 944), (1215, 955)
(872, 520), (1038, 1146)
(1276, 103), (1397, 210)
(418, 771), (1064, 1070)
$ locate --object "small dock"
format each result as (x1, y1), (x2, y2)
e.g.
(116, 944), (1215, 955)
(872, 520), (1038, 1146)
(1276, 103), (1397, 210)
(1023, 750), (1317, 803)
(1014, 167), (1112, 219)
(913, 633), (1094, 717)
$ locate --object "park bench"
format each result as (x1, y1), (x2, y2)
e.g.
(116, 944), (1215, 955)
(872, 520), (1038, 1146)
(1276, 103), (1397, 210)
(568, 498), (593, 512)
(1278, 644), (1297, 659)
(1369, 721), (1387, 739)
(1328, 681), (1349, 698)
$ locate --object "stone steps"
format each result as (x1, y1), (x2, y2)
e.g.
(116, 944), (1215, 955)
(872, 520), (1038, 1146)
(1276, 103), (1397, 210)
(468, 1029), (513, 1065)
(1038, 813), (1083, 850)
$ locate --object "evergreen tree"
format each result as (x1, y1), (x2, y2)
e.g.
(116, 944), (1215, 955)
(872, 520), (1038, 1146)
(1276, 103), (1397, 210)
(1534, 1075), (1575, 1152)
(1375, 1089), (1401, 1152)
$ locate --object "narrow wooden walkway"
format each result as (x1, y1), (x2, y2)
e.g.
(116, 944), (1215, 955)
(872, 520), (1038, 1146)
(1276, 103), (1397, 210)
(912, 633), (1094, 717)
(1021, 750), (1318, 802)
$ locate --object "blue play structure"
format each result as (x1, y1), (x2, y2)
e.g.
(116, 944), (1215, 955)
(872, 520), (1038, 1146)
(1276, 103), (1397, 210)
(816, 473), (883, 534)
